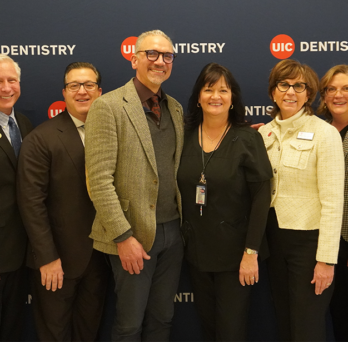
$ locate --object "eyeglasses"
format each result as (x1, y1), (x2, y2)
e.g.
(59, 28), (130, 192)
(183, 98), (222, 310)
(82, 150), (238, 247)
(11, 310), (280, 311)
(65, 82), (99, 92)
(137, 50), (176, 64)
(276, 82), (307, 93)
(325, 86), (348, 97)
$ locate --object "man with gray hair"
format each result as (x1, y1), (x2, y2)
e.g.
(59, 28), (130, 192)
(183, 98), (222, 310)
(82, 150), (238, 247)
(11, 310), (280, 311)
(85, 30), (184, 341)
(0, 54), (32, 341)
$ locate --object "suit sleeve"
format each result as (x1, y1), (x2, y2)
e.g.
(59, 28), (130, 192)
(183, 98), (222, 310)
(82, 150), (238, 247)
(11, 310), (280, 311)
(85, 97), (131, 241)
(17, 130), (59, 268)
(316, 124), (345, 263)
(243, 130), (272, 251)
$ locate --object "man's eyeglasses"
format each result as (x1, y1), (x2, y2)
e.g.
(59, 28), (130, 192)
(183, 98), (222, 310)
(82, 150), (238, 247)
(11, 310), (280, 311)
(276, 82), (307, 93)
(325, 86), (348, 97)
(137, 50), (176, 64)
(65, 82), (99, 92)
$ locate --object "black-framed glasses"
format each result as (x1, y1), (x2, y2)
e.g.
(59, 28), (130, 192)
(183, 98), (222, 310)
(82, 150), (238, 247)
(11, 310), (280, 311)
(276, 81), (307, 93)
(137, 50), (176, 64)
(65, 82), (99, 92)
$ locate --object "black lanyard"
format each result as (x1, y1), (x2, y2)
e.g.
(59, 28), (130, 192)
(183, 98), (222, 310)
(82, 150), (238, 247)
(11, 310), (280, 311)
(199, 123), (229, 184)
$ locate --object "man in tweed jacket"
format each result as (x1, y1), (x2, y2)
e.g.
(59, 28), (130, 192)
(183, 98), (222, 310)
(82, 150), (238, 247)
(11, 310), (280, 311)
(85, 30), (184, 341)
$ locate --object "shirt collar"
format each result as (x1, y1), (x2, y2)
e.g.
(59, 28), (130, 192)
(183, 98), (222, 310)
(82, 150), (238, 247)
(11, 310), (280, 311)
(133, 77), (163, 103)
(68, 112), (85, 128)
(0, 108), (15, 127)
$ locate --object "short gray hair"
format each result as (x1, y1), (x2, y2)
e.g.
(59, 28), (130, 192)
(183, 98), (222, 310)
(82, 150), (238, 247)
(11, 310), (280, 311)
(135, 30), (174, 53)
(0, 54), (21, 81)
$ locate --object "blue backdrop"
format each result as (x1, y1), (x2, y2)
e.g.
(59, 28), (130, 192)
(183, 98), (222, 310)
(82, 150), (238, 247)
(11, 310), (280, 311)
(2, 0), (347, 340)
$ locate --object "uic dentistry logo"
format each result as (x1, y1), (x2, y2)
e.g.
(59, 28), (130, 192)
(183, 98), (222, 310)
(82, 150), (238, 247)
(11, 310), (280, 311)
(270, 34), (295, 59)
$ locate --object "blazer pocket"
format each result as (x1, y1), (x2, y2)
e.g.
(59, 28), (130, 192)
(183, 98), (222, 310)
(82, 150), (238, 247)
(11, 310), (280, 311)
(180, 221), (198, 264)
(216, 220), (247, 263)
(119, 198), (131, 221)
(283, 140), (314, 170)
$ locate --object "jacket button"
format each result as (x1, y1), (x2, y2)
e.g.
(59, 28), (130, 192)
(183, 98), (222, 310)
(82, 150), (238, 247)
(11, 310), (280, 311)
(272, 190), (276, 195)
(150, 204), (155, 209)
(153, 180), (158, 184)
(278, 146), (280, 151)
(274, 168), (277, 173)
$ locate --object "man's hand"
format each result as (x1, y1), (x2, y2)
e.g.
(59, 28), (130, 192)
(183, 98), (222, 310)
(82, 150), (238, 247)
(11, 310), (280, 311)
(40, 258), (64, 291)
(311, 261), (334, 295)
(250, 123), (264, 131)
(117, 236), (151, 275)
(239, 253), (258, 286)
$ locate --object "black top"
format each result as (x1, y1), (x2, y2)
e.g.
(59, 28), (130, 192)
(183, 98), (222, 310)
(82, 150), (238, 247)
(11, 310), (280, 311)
(340, 124), (348, 140)
(178, 125), (272, 272)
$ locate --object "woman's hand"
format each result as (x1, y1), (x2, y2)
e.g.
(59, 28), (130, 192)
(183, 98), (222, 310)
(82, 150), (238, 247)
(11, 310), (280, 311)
(239, 253), (258, 286)
(311, 261), (334, 295)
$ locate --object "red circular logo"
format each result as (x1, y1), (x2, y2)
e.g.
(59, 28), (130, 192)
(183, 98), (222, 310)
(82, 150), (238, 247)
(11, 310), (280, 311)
(270, 35), (295, 59)
(121, 36), (138, 61)
(48, 101), (65, 119)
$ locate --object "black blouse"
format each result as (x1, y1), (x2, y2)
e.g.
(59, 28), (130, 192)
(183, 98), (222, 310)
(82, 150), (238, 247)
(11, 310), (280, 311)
(178, 125), (273, 272)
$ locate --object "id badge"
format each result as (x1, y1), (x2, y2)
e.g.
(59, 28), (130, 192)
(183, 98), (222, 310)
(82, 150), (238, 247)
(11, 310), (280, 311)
(196, 184), (207, 206)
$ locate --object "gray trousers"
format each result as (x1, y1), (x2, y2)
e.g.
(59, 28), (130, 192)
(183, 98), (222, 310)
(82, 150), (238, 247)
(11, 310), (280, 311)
(109, 219), (183, 342)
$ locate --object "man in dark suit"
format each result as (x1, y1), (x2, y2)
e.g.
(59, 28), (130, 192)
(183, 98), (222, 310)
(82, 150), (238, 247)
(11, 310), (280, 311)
(17, 62), (109, 341)
(0, 54), (32, 341)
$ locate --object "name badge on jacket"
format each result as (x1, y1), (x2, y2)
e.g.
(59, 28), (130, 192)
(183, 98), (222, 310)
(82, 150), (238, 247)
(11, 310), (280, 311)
(297, 132), (314, 140)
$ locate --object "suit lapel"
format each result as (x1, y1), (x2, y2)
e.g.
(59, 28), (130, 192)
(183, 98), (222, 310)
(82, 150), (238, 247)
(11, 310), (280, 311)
(167, 99), (184, 172)
(56, 111), (86, 182)
(0, 126), (16, 168)
(123, 81), (158, 175)
(15, 111), (31, 139)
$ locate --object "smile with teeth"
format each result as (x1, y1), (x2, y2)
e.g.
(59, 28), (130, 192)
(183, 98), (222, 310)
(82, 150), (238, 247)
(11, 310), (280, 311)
(284, 100), (296, 103)
(1, 95), (13, 99)
(150, 69), (165, 73)
(76, 99), (89, 102)
(209, 103), (222, 106)
(333, 102), (347, 105)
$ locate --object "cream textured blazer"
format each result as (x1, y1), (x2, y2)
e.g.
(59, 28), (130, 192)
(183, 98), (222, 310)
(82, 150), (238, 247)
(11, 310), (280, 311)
(259, 112), (344, 263)
(85, 79), (184, 255)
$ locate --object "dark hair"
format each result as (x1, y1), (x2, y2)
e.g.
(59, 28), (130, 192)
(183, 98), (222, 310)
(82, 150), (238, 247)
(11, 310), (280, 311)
(63, 62), (101, 87)
(267, 59), (319, 118)
(185, 63), (249, 130)
(318, 64), (348, 121)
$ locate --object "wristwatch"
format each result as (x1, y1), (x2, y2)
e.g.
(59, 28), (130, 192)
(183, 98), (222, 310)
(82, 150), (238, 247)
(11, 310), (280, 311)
(244, 248), (258, 255)
(326, 263), (335, 266)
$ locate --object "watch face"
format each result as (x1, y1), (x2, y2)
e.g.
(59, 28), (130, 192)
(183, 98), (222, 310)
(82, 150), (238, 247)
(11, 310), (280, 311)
(245, 248), (257, 254)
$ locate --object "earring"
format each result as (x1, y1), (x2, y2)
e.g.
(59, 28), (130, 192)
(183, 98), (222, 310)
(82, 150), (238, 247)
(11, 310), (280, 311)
(197, 103), (201, 108)
(274, 99), (276, 103)
(230, 105), (233, 109)
(324, 104), (327, 109)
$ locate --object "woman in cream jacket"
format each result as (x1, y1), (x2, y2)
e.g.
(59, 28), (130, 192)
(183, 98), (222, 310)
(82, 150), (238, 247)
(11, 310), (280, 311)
(259, 59), (344, 342)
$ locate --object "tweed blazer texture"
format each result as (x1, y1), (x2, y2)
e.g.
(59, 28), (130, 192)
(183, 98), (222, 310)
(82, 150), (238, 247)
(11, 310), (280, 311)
(341, 132), (348, 241)
(259, 113), (344, 263)
(85, 79), (184, 255)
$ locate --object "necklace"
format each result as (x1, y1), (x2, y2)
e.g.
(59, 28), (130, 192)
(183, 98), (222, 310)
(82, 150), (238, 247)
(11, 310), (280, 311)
(203, 124), (228, 144)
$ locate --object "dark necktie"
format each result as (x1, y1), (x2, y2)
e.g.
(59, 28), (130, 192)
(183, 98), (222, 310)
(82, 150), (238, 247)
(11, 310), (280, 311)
(151, 95), (161, 121)
(8, 116), (21, 157)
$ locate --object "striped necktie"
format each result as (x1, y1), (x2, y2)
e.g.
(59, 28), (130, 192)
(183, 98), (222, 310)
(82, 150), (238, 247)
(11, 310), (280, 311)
(8, 116), (21, 157)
